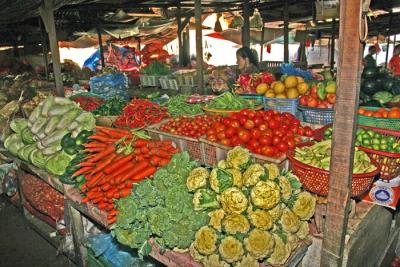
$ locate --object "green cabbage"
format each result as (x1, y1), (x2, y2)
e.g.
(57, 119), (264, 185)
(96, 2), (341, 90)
(21, 127), (35, 144)
(10, 118), (28, 134)
(373, 91), (393, 104)
(4, 134), (25, 156)
(29, 149), (48, 169)
(391, 94), (400, 103)
(45, 151), (74, 176)
(18, 144), (37, 162)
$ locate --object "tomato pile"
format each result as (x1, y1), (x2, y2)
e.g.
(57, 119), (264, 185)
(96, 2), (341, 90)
(358, 107), (400, 119)
(72, 96), (106, 111)
(206, 109), (314, 157)
(159, 115), (222, 138)
(114, 99), (168, 128)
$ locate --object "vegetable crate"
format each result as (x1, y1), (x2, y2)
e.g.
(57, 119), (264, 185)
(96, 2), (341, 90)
(139, 75), (161, 87)
(200, 138), (289, 170)
(358, 107), (400, 131)
(313, 124), (400, 180)
(298, 106), (334, 125)
(159, 78), (180, 90)
(263, 97), (299, 115)
(287, 142), (379, 197)
(145, 120), (203, 162)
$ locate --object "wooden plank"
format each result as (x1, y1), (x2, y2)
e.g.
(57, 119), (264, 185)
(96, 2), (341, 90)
(39, 0), (64, 97)
(194, 0), (204, 93)
(385, 11), (393, 68)
(320, 0), (363, 266)
(177, 1), (184, 67)
(183, 26), (190, 66)
(242, 0), (250, 47)
(283, 0), (289, 63)
(330, 20), (336, 70)
(260, 25), (265, 61)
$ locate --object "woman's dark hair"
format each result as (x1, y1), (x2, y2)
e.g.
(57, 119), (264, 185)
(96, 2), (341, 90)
(368, 45), (376, 54)
(236, 46), (259, 67)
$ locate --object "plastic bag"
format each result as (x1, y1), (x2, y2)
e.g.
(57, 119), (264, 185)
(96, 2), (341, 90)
(89, 73), (129, 100)
(280, 63), (313, 80)
(88, 233), (113, 257)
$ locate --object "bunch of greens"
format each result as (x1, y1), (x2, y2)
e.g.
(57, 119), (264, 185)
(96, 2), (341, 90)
(205, 92), (260, 111)
(112, 152), (209, 253)
(92, 97), (126, 116)
(164, 95), (204, 117)
(140, 61), (170, 76)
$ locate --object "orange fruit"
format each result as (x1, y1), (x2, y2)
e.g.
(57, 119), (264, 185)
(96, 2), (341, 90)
(378, 107), (386, 113)
(364, 111), (373, 117)
(297, 82), (309, 95)
(388, 109), (400, 118)
(374, 112), (383, 118)
(382, 111), (389, 118)
(273, 82), (286, 94)
(287, 88), (299, 99)
(284, 76), (298, 88)
(256, 83), (269, 95)
(358, 108), (366, 115)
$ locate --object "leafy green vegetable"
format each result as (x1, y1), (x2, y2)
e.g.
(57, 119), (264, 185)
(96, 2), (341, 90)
(112, 152), (208, 252)
(92, 97), (126, 116)
(21, 127), (35, 144)
(373, 91), (393, 105)
(10, 118), (28, 134)
(193, 189), (220, 211)
(4, 134), (25, 156)
(206, 92), (260, 110)
(163, 95), (204, 117)
(45, 151), (74, 176)
(140, 61), (170, 76)
(18, 144), (36, 162)
(29, 149), (48, 169)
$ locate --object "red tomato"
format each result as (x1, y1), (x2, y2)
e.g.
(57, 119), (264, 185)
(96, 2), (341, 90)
(239, 109), (249, 117)
(286, 131), (295, 138)
(254, 147), (262, 154)
(248, 139), (260, 150)
(208, 134), (217, 142)
(238, 129), (251, 143)
(222, 117), (232, 126)
(287, 138), (296, 150)
(259, 136), (272, 146)
(217, 132), (226, 140)
(239, 116), (247, 125)
(277, 142), (289, 152)
(281, 123), (290, 131)
(304, 126), (314, 137)
(307, 97), (318, 108)
(262, 146), (276, 157)
(299, 96), (308, 106)
(230, 113), (240, 120)
(274, 129), (285, 138)
(225, 127), (237, 138)
(247, 110), (256, 119)
(207, 129), (216, 136)
(253, 117), (263, 126)
(215, 124), (226, 133)
(268, 119), (279, 130)
(231, 136), (242, 146)
(258, 123), (268, 132)
(263, 129), (274, 138)
(220, 138), (231, 146)
(250, 129), (261, 139)
(230, 120), (241, 128)
(272, 136), (281, 146)
(265, 110), (275, 117)
(244, 120), (255, 130)
(297, 126), (305, 136)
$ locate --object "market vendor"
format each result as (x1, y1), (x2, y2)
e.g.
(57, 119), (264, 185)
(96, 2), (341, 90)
(236, 46), (259, 76)
(389, 44), (400, 77)
(363, 45), (377, 67)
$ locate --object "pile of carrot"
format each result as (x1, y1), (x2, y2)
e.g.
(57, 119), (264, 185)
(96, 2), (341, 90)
(75, 126), (178, 225)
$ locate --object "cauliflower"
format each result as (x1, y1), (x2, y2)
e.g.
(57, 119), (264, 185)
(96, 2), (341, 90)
(187, 167), (209, 192)
(268, 203), (284, 222)
(278, 175), (292, 200)
(280, 208), (301, 233)
(226, 168), (243, 188)
(248, 209), (273, 230)
(220, 187), (248, 214)
(264, 163), (280, 180)
(193, 189), (220, 211)
(251, 181), (281, 209)
(218, 236), (244, 263)
(267, 234), (291, 265)
(292, 191), (316, 221)
(203, 254), (230, 267)
(226, 146), (250, 170)
(242, 163), (265, 187)
(217, 160), (228, 169)
(210, 168), (234, 193)
(234, 254), (259, 267)
(194, 226), (218, 255)
(244, 229), (275, 259)
(189, 243), (206, 262)
(222, 214), (250, 235)
(296, 221), (310, 240)
(208, 209), (225, 231)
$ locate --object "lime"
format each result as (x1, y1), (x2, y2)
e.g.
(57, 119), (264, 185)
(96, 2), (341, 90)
(396, 146), (400, 153)
(380, 144), (388, 151)
(380, 139), (388, 145)
(372, 138), (381, 145)
(387, 136), (396, 144)
(362, 134), (370, 140)
(355, 141), (361, 146)
(373, 144), (381, 150)
(388, 147), (395, 153)
(362, 139), (371, 146)
(357, 129), (366, 135)
(356, 135), (364, 143)
(374, 133), (382, 139)
(367, 130), (375, 137)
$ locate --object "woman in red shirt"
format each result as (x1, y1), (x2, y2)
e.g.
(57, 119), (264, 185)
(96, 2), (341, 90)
(389, 44), (400, 76)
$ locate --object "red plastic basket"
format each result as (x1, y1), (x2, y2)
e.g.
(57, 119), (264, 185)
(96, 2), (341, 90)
(313, 124), (400, 180)
(287, 142), (379, 197)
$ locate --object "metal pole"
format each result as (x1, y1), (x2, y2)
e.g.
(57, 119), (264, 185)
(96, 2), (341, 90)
(97, 26), (105, 68)
(39, 18), (49, 80)
(242, 0), (250, 47)
(195, 0), (204, 93)
(330, 20), (336, 70)
(385, 11), (393, 68)
(283, 0), (289, 63)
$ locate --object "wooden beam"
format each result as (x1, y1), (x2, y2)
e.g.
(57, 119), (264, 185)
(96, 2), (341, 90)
(283, 0), (289, 63)
(183, 26), (190, 66)
(177, 1), (184, 67)
(330, 20), (336, 70)
(242, 0), (250, 47)
(321, 0), (363, 266)
(96, 26), (105, 68)
(39, 18), (49, 81)
(385, 11), (393, 68)
(39, 0), (64, 97)
(260, 25), (265, 61)
(194, 0), (204, 93)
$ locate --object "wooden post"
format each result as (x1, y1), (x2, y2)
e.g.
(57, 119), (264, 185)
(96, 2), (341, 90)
(321, 0), (363, 266)
(330, 20), (336, 70)
(177, 1), (184, 67)
(183, 26), (190, 66)
(39, 0), (64, 97)
(195, 0), (204, 93)
(385, 11), (393, 68)
(242, 0), (250, 47)
(283, 0), (289, 63)
(96, 26), (105, 68)
(39, 18), (49, 80)
(260, 25), (265, 62)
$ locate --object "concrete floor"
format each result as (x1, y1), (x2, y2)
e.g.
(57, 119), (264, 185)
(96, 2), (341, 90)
(0, 195), (74, 267)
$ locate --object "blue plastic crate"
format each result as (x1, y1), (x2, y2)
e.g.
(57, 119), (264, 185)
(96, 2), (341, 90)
(263, 97), (299, 115)
(298, 106), (334, 125)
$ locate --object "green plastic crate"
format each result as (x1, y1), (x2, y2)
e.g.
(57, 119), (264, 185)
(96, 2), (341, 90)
(358, 107), (400, 131)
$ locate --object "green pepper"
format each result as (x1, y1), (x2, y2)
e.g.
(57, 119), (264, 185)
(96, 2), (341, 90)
(75, 136), (86, 146)
(317, 83), (327, 100)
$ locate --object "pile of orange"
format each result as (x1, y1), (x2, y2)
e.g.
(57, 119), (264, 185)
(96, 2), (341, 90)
(358, 107), (400, 119)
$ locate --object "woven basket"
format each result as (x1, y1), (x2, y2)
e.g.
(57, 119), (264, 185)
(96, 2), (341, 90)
(287, 142), (379, 197)
(358, 107), (400, 131)
(263, 97), (299, 115)
(298, 105), (334, 125)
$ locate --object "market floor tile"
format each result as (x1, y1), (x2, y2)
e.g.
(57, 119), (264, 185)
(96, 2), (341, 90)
(0, 195), (74, 267)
